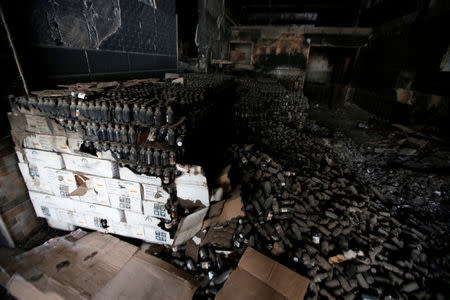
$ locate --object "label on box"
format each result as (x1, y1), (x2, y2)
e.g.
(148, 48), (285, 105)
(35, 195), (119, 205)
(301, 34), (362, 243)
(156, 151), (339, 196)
(46, 169), (78, 197)
(57, 209), (87, 227)
(142, 200), (170, 220)
(142, 185), (170, 203)
(18, 163), (52, 194)
(25, 114), (52, 134)
(83, 215), (111, 233)
(109, 194), (142, 213)
(24, 149), (64, 170)
(23, 134), (54, 151)
(106, 179), (141, 199)
(144, 225), (173, 245)
(53, 136), (71, 153)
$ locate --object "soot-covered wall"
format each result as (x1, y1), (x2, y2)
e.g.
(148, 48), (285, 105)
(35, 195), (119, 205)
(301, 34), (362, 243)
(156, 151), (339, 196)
(5, 0), (177, 86)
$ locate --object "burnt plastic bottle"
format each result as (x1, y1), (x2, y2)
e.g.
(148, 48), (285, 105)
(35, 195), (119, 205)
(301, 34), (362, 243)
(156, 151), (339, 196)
(70, 99), (77, 118)
(140, 147), (147, 164)
(48, 98), (56, 116)
(133, 103), (140, 122)
(157, 128), (166, 142)
(102, 143), (110, 152)
(88, 102), (96, 120)
(61, 99), (70, 118)
(101, 102), (109, 121)
(120, 125), (128, 144)
(86, 123), (93, 137)
(146, 107), (154, 126)
(176, 136), (183, 147)
(167, 128), (175, 146)
(169, 151), (176, 166)
(114, 103), (123, 122)
(74, 121), (84, 135)
(66, 120), (74, 131)
(114, 124), (121, 143)
(272, 198), (280, 214)
(95, 101), (102, 120)
(91, 122), (99, 138)
(155, 167), (162, 177)
(128, 126), (136, 144)
(149, 166), (155, 176)
(129, 147), (137, 163)
(148, 127), (157, 142)
(154, 107), (162, 126)
(117, 145), (124, 160)
(166, 106), (174, 124)
(94, 142), (102, 153)
(122, 104), (131, 123)
(145, 148), (153, 166)
(139, 105), (147, 124)
(99, 124), (107, 141)
(107, 123), (114, 142)
(81, 101), (89, 119)
(36, 98), (43, 112)
(153, 150), (161, 167)
(163, 168), (170, 185)
(161, 151), (169, 167)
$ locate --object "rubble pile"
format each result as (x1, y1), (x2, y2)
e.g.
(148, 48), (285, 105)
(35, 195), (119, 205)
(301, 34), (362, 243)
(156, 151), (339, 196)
(228, 145), (449, 299)
(324, 127), (450, 215)
(157, 79), (449, 299)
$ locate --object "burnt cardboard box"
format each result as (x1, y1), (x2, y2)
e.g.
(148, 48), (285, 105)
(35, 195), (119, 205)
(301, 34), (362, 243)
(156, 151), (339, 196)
(216, 247), (309, 300)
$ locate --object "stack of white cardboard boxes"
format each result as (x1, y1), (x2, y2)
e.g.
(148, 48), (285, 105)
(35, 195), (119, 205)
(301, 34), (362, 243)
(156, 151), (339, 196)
(12, 111), (209, 245)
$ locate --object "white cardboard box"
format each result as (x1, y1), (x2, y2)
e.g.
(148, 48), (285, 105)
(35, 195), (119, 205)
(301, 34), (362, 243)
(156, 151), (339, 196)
(142, 200), (170, 220)
(105, 178), (142, 199)
(72, 175), (110, 206)
(18, 163), (52, 194)
(56, 209), (88, 227)
(144, 225), (173, 245)
(24, 114), (52, 134)
(29, 191), (74, 217)
(175, 168), (209, 207)
(62, 153), (118, 178)
(24, 149), (64, 170)
(74, 200), (124, 222)
(119, 167), (162, 185)
(109, 194), (142, 214)
(142, 185), (170, 203)
(23, 134), (54, 151)
(83, 215), (112, 233)
(46, 217), (76, 231)
(109, 222), (145, 240)
(46, 168), (78, 198)
(124, 210), (161, 227)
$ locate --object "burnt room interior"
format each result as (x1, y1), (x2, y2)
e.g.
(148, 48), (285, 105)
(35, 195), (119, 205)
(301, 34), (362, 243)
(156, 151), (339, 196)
(0, 0), (449, 299)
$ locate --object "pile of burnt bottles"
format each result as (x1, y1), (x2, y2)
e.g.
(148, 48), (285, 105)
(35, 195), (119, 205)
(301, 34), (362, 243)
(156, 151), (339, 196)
(233, 77), (309, 142)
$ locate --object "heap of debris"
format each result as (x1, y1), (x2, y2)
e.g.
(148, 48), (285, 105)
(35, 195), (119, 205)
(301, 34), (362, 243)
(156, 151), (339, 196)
(157, 78), (449, 299)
